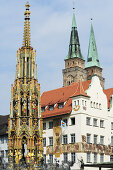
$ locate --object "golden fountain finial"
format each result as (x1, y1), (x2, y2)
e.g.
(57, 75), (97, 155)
(23, 2), (31, 47)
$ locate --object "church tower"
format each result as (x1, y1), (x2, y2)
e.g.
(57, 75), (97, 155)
(62, 10), (87, 87)
(85, 22), (105, 88)
(8, 2), (43, 166)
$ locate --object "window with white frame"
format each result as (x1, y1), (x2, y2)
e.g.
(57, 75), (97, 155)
(49, 137), (53, 146)
(0, 137), (4, 144)
(43, 123), (46, 130)
(41, 107), (45, 112)
(99, 104), (101, 110)
(71, 134), (75, 143)
(71, 152), (76, 163)
(49, 105), (54, 111)
(86, 134), (91, 144)
(82, 100), (84, 106)
(58, 103), (64, 109)
(63, 135), (68, 144)
(111, 136), (113, 147)
(43, 138), (46, 147)
(74, 101), (76, 106)
(86, 117), (91, 125)
(94, 135), (98, 144)
(71, 117), (75, 125)
(110, 155), (113, 162)
(87, 152), (91, 163)
(49, 122), (53, 129)
(94, 153), (97, 163)
(64, 153), (68, 163)
(93, 102), (95, 108)
(91, 101), (93, 108)
(100, 153), (104, 163)
(93, 118), (97, 127)
(49, 154), (53, 163)
(43, 154), (46, 164)
(1, 151), (4, 158)
(5, 136), (8, 143)
(5, 150), (8, 158)
(100, 120), (104, 128)
(100, 136), (104, 145)
(111, 122), (113, 130)
(96, 103), (98, 109)
(77, 100), (79, 105)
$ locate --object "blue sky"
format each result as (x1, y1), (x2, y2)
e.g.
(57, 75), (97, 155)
(0, 0), (113, 115)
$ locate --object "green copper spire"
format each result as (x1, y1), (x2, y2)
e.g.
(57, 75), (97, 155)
(65, 12), (84, 60)
(72, 13), (77, 28)
(85, 22), (102, 68)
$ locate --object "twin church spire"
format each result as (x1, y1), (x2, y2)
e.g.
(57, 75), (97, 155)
(63, 8), (104, 88)
(66, 11), (101, 68)
(86, 22), (101, 69)
(66, 11), (84, 60)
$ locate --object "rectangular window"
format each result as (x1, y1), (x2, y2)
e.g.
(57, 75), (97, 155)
(71, 152), (76, 163)
(82, 100), (84, 106)
(100, 120), (104, 128)
(111, 122), (113, 130)
(94, 135), (98, 144)
(5, 150), (8, 158)
(71, 134), (75, 143)
(77, 100), (79, 105)
(100, 153), (104, 163)
(71, 117), (75, 125)
(93, 118), (97, 127)
(86, 134), (91, 144)
(87, 152), (91, 163)
(5, 136), (8, 143)
(41, 107), (45, 112)
(49, 122), (53, 129)
(64, 153), (68, 163)
(58, 103), (64, 109)
(110, 155), (113, 162)
(100, 136), (104, 145)
(43, 123), (46, 130)
(43, 154), (46, 164)
(86, 117), (91, 125)
(1, 137), (4, 144)
(94, 153), (97, 163)
(43, 138), (46, 147)
(49, 137), (53, 146)
(49, 105), (54, 111)
(49, 154), (53, 163)
(1, 151), (4, 158)
(111, 137), (113, 147)
(63, 135), (68, 144)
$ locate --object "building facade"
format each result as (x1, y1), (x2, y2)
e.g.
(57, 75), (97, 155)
(41, 76), (113, 170)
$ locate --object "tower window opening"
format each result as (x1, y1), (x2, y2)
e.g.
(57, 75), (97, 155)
(23, 57), (25, 77)
(27, 57), (29, 78)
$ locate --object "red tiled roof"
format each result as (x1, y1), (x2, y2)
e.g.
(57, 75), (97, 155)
(70, 81), (89, 98)
(41, 80), (91, 118)
(104, 88), (113, 109)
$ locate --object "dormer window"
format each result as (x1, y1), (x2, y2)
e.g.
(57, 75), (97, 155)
(58, 103), (64, 109)
(49, 105), (54, 111)
(41, 107), (45, 112)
